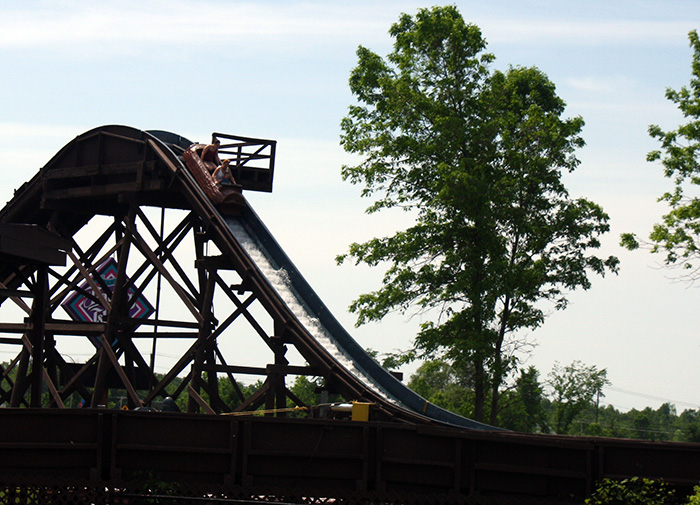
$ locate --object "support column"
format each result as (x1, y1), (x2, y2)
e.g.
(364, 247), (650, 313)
(188, 262), (216, 413)
(29, 266), (49, 407)
(92, 210), (134, 408)
(269, 321), (289, 416)
(9, 347), (30, 407)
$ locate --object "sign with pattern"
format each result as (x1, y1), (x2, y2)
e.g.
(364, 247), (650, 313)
(62, 257), (154, 322)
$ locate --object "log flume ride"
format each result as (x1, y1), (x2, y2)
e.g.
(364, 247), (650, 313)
(0, 125), (698, 504)
(182, 142), (245, 212)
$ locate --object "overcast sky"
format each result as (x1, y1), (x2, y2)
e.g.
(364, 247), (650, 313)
(2, 0), (700, 413)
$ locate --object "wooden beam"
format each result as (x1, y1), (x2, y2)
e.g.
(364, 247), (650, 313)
(0, 289), (34, 298)
(98, 334), (143, 408)
(43, 161), (156, 180)
(200, 363), (323, 376)
(0, 280), (31, 314)
(232, 380), (270, 413)
(147, 139), (181, 174)
(0, 322), (106, 335)
(127, 228), (204, 325)
(134, 318), (200, 330)
(186, 383), (216, 415)
(19, 334), (64, 408)
(141, 294), (256, 406)
(133, 206), (199, 303)
(131, 332), (198, 339)
(43, 180), (164, 200)
(66, 250), (112, 312)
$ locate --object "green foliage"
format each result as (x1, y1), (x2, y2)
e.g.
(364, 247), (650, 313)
(585, 477), (677, 505)
(288, 375), (319, 407)
(676, 409), (700, 442)
(685, 485), (700, 505)
(288, 375), (343, 412)
(407, 358), (700, 441)
(339, 5), (618, 423)
(366, 347), (417, 370)
(548, 360), (609, 434)
(594, 403), (689, 441)
(408, 360), (552, 430)
(622, 30), (700, 275)
(408, 360), (476, 418)
(132, 471), (181, 504)
(497, 366), (549, 432)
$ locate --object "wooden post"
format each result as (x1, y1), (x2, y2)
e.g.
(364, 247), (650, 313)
(29, 266), (48, 407)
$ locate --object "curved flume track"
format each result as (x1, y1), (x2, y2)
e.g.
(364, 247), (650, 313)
(0, 125), (495, 429)
(158, 126), (497, 429)
(225, 209), (498, 430)
(161, 128), (499, 429)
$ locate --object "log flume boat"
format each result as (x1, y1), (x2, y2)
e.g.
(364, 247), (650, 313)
(183, 143), (245, 213)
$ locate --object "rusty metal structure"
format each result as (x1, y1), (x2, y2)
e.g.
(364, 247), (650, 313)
(0, 125), (699, 504)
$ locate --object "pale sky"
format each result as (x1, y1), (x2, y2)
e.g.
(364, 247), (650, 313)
(2, 0), (700, 413)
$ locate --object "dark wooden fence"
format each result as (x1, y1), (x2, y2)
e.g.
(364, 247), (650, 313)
(1, 409), (700, 504)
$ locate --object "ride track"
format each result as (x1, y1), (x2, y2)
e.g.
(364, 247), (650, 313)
(0, 125), (698, 504)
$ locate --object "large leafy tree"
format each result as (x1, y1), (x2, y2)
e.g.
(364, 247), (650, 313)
(547, 360), (609, 434)
(338, 6), (618, 424)
(621, 30), (700, 275)
(498, 366), (550, 433)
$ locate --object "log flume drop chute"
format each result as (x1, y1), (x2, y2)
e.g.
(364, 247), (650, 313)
(0, 124), (495, 430)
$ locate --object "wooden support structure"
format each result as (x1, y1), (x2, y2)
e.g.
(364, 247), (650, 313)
(0, 126), (333, 419)
(0, 125), (465, 429)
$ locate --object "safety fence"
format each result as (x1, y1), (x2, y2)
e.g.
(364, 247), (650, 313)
(0, 409), (698, 504)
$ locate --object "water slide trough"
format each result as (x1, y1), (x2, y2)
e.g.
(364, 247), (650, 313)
(0, 125), (497, 431)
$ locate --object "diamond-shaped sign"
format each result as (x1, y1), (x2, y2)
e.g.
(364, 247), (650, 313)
(62, 257), (154, 323)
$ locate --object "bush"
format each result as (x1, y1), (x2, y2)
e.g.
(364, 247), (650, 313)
(686, 485), (700, 505)
(586, 477), (677, 505)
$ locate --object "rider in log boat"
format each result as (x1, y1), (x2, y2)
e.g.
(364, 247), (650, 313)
(212, 159), (236, 187)
(200, 140), (221, 173)
(183, 142), (244, 212)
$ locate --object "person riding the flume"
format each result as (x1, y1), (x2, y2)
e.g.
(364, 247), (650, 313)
(201, 139), (222, 172)
(212, 159), (236, 186)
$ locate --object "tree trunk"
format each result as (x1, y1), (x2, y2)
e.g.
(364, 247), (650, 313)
(489, 307), (509, 425)
(473, 359), (485, 422)
(489, 348), (502, 425)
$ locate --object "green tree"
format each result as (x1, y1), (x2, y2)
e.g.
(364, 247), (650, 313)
(288, 375), (320, 407)
(408, 360), (475, 419)
(498, 366), (549, 432)
(338, 5), (618, 424)
(676, 409), (700, 442)
(621, 30), (700, 275)
(624, 404), (676, 441)
(548, 360), (610, 434)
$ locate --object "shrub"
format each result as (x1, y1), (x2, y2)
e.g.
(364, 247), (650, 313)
(586, 477), (677, 505)
(686, 485), (700, 505)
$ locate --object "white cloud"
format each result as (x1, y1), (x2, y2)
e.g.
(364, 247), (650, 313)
(0, 1), (395, 52)
(485, 19), (694, 46)
(2, 2), (695, 55)
(0, 122), (82, 140)
(566, 76), (634, 93)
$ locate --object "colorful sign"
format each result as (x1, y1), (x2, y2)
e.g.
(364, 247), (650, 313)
(62, 257), (154, 323)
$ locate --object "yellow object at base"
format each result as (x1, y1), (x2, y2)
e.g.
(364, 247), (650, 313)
(351, 402), (371, 421)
